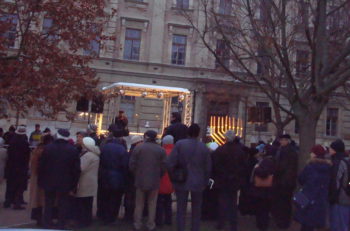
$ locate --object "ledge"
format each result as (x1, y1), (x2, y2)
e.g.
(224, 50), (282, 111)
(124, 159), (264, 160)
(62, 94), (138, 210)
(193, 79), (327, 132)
(125, 0), (149, 8)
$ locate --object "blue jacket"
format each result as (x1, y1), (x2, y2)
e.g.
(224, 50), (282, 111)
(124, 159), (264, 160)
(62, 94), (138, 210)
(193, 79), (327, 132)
(294, 158), (331, 228)
(99, 138), (129, 190)
(167, 138), (211, 192)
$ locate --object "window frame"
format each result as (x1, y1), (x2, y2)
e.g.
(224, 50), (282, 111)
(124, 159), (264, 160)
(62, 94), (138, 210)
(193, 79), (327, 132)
(0, 14), (18, 48)
(219, 0), (232, 15)
(171, 34), (187, 66)
(123, 28), (142, 61)
(326, 108), (339, 137)
(254, 102), (269, 132)
(176, 0), (190, 9)
(215, 39), (230, 68)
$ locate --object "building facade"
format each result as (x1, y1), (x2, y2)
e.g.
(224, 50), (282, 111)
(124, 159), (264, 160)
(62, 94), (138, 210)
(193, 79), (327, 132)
(1, 0), (350, 147)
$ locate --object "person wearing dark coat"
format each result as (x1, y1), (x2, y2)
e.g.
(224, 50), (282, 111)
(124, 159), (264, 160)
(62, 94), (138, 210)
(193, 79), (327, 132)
(250, 154), (276, 231)
(114, 110), (129, 136)
(98, 132), (129, 224)
(38, 129), (81, 229)
(328, 139), (350, 231)
(164, 112), (188, 143)
(167, 124), (212, 231)
(3, 125), (16, 145)
(294, 145), (331, 231)
(4, 125), (31, 209)
(211, 130), (247, 231)
(271, 134), (298, 229)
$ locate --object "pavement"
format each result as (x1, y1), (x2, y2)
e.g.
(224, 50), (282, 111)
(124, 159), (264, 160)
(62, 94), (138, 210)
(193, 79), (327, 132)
(0, 182), (303, 231)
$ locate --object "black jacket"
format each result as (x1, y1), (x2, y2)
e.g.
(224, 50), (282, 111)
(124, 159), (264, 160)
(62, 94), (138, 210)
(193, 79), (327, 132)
(274, 144), (298, 190)
(165, 122), (188, 143)
(4, 134), (31, 188)
(212, 139), (247, 191)
(38, 139), (81, 192)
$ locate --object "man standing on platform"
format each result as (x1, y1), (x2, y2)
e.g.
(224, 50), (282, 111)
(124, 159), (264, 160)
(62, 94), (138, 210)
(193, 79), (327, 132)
(164, 112), (188, 143)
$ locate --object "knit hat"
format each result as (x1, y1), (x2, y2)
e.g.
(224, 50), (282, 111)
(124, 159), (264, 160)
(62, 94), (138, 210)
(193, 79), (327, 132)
(208, 142), (219, 151)
(57, 128), (70, 140)
(16, 125), (26, 135)
(330, 139), (345, 153)
(279, 134), (291, 139)
(311, 144), (326, 158)
(144, 130), (157, 141)
(224, 130), (236, 142)
(83, 137), (96, 151)
(131, 135), (143, 145)
(162, 135), (174, 145)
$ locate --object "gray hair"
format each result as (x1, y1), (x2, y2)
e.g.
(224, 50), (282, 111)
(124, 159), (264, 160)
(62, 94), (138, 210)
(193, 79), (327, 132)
(224, 130), (236, 142)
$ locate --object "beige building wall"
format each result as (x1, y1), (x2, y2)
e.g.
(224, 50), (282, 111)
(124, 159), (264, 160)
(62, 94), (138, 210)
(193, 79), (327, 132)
(1, 0), (349, 147)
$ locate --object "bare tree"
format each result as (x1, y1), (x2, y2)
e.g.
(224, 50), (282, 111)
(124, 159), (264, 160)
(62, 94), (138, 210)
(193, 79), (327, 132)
(182, 0), (350, 162)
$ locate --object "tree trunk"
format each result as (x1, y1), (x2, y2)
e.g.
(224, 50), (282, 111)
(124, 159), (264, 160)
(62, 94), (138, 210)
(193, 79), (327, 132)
(275, 122), (285, 137)
(296, 115), (318, 168)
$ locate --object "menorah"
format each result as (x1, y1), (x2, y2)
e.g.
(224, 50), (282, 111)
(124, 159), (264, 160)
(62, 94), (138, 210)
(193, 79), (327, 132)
(209, 116), (243, 145)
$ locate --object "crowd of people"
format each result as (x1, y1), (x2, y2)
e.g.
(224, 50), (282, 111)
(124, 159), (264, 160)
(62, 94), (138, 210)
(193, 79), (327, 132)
(0, 111), (349, 231)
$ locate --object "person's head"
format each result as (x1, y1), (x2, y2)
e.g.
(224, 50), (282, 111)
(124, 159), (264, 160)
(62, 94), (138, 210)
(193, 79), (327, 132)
(279, 134), (291, 147)
(82, 137), (96, 152)
(35, 124), (40, 131)
(162, 135), (174, 146)
(119, 110), (124, 117)
(310, 144), (326, 159)
(329, 139), (345, 155)
(224, 130), (236, 143)
(144, 130), (157, 142)
(131, 135), (143, 146)
(171, 112), (182, 123)
(57, 128), (70, 141)
(188, 124), (200, 138)
(43, 128), (51, 135)
(16, 125), (27, 135)
(42, 134), (54, 145)
(76, 131), (87, 145)
(9, 125), (16, 132)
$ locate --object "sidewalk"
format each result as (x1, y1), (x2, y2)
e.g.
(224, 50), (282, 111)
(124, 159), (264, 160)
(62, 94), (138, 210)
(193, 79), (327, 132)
(0, 182), (300, 231)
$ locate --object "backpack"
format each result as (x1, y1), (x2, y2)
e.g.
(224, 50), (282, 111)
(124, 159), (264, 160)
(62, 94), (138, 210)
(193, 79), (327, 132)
(341, 158), (350, 196)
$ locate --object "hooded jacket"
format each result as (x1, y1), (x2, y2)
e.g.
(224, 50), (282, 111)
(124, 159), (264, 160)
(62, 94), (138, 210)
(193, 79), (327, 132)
(76, 145), (101, 197)
(295, 158), (332, 228)
(329, 152), (350, 205)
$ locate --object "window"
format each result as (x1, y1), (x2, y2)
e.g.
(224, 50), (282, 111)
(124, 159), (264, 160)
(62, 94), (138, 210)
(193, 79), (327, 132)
(84, 25), (100, 56)
(176, 0), (189, 9)
(120, 95), (136, 124)
(42, 18), (58, 40)
(257, 47), (270, 75)
(123, 28), (141, 60)
(296, 50), (309, 77)
(0, 14), (18, 48)
(215, 39), (230, 68)
(255, 102), (269, 132)
(219, 0), (232, 15)
(326, 108), (338, 136)
(171, 35), (187, 65)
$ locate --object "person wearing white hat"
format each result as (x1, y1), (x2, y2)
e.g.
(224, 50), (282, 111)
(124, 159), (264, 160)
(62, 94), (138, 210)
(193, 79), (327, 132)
(38, 128), (81, 229)
(75, 137), (100, 228)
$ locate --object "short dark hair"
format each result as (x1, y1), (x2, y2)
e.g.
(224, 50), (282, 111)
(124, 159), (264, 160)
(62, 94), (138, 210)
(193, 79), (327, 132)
(35, 124), (40, 127)
(188, 124), (200, 138)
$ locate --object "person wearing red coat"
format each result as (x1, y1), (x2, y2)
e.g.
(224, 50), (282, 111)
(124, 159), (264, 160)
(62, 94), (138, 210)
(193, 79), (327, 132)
(156, 135), (174, 226)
